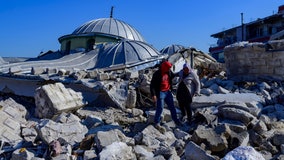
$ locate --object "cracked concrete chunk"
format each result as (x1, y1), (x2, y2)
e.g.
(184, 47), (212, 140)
(31, 67), (46, 75)
(72, 70), (87, 80)
(222, 146), (265, 160)
(192, 93), (264, 109)
(125, 86), (137, 108)
(192, 125), (228, 152)
(133, 145), (154, 159)
(36, 113), (88, 145)
(218, 107), (256, 125)
(11, 148), (35, 160)
(95, 129), (134, 151)
(185, 141), (217, 160)
(0, 98), (28, 146)
(34, 82), (87, 119)
(99, 142), (136, 160)
(9, 66), (22, 74)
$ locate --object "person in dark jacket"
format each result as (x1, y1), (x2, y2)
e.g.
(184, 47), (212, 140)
(150, 61), (181, 129)
(176, 63), (200, 124)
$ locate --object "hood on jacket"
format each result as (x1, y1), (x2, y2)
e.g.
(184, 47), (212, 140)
(183, 63), (191, 75)
(161, 61), (172, 74)
(183, 63), (191, 70)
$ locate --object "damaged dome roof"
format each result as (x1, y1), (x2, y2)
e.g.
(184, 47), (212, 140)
(72, 18), (146, 42)
(95, 40), (163, 69)
(160, 44), (185, 55)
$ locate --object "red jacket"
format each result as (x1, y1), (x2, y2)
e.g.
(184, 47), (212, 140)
(150, 61), (175, 98)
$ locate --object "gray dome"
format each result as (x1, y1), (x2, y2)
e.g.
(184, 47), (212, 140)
(72, 18), (146, 42)
(160, 44), (185, 55)
(95, 40), (162, 69)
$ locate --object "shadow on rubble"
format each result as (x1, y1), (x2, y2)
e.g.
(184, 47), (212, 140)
(0, 92), (36, 117)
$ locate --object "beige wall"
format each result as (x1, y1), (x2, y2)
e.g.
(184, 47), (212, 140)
(224, 40), (284, 81)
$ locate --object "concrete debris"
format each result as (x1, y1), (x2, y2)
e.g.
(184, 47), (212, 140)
(9, 66), (22, 74)
(222, 146), (265, 160)
(31, 67), (46, 75)
(34, 83), (87, 119)
(10, 148), (35, 160)
(185, 141), (217, 160)
(99, 142), (136, 160)
(0, 98), (28, 146)
(36, 113), (88, 145)
(2, 44), (284, 159)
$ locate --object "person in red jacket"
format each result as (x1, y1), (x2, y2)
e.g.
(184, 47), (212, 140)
(150, 61), (181, 129)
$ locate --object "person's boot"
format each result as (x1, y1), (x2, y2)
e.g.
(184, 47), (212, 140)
(187, 114), (192, 125)
(187, 119), (192, 125)
(174, 120), (184, 127)
(154, 124), (166, 133)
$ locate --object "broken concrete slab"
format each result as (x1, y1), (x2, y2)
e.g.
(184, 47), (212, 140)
(99, 142), (136, 160)
(0, 98), (28, 146)
(185, 141), (217, 160)
(35, 113), (88, 145)
(34, 83), (87, 119)
(95, 129), (134, 152)
(222, 146), (265, 160)
(192, 93), (264, 109)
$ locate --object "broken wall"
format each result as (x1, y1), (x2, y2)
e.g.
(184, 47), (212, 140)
(224, 40), (284, 81)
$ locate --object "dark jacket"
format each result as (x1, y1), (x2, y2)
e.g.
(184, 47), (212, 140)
(150, 69), (175, 98)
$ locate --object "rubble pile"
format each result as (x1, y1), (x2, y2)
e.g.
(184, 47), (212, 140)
(1, 65), (284, 159)
(0, 49), (284, 160)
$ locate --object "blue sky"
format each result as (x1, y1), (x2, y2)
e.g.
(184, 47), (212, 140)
(0, 0), (283, 57)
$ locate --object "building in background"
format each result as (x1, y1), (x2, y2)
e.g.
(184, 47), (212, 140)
(209, 5), (284, 63)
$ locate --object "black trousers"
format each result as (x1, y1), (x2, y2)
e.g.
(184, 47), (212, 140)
(176, 81), (193, 123)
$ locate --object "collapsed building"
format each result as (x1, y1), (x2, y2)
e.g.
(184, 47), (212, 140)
(0, 14), (222, 109)
(2, 11), (284, 160)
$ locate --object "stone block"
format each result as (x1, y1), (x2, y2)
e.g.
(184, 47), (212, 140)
(185, 141), (216, 160)
(252, 59), (266, 66)
(86, 70), (99, 78)
(258, 52), (272, 59)
(58, 69), (67, 76)
(245, 52), (258, 58)
(36, 116), (88, 145)
(125, 86), (137, 109)
(97, 73), (109, 81)
(275, 67), (284, 75)
(267, 59), (281, 66)
(31, 67), (46, 75)
(46, 68), (58, 75)
(11, 148), (35, 160)
(268, 40), (284, 50)
(34, 83), (87, 119)
(223, 146), (265, 160)
(73, 70), (87, 80)
(235, 53), (246, 59)
(84, 150), (97, 160)
(9, 66), (21, 74)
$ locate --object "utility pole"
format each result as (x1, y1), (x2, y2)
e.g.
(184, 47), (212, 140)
(241, 13), (244, 41)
